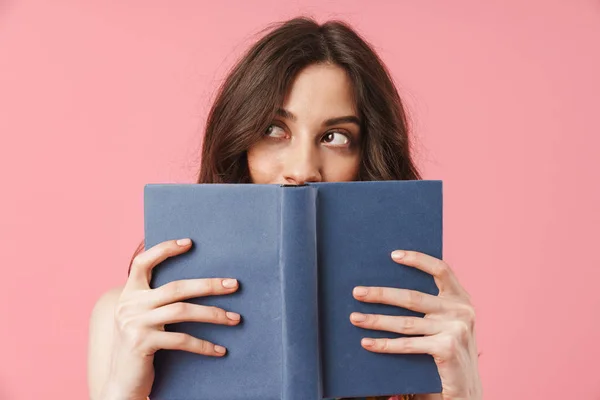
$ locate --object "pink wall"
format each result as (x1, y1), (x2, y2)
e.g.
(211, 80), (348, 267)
(1, 1), (599, 399)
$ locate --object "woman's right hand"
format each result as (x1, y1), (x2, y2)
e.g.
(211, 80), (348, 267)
(101, 238), (241, 400)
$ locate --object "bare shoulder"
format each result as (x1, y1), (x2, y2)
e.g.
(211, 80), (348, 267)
(87, 285), (124, 400)
(92, 286), (124, 315)
(90, 286), (124, 329)
(89, 285), (124, 345)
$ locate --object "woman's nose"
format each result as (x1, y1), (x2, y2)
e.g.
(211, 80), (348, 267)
(282, 142), (322, 185)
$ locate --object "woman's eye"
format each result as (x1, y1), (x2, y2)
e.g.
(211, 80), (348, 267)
(322, 131), (350, 146)
(265, 124), (287, 138)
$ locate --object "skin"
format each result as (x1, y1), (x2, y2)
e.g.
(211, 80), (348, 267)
(87, 63), (482, 400)
(247, 63), (362, 184)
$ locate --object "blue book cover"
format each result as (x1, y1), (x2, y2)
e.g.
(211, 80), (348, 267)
(144, 180), (443, 400)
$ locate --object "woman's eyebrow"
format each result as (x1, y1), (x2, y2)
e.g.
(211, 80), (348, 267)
(322, 115), (360, 127)
(275, 108), (360, 127)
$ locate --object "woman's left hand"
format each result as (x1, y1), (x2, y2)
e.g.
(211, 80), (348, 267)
(350, 250), (483, 400)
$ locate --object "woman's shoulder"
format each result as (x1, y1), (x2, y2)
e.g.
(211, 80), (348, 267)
(90, 285), (124, 325)
(93, 285), (124, 307)
(88, 286), (125, 398)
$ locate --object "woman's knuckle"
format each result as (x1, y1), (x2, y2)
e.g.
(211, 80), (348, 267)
(452, 320), (470, 342)
(114, 301), (139, 324)
(441, 334), (458, 355)
(173, 332), (189, 348)
(130, 255), (145, 271)
(166, 281), (186, 298)
(116, 303), (143, 331)
(457, 303), (476, 326)
(197, 339), (210, 354)
(197, 279), (212, 294)
(432, 337), (450, 360)
(157, 245), (171, 257)
(465, 305), (477, 323)
(407, 290), (422, 308)
(367, 314), (379, 326)
(208, 279), (221, 295)
(436, 261), (451, 279)
(171, 302), (188, 317)
(209, 306), (223, 321)
(115, 315), (130, 332)
(403, 317), (416, 331)
(379, 338), (389, 351)
(404, 251), (417, 262)
(372, 286), (384, 299)
(122, 325), (147, 349)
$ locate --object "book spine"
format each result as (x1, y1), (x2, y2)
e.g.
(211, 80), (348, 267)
(279, 186), (321, 400)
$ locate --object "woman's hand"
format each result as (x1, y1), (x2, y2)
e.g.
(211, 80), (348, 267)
(101, 238), (241, 400)
(349, 250), (482, 400)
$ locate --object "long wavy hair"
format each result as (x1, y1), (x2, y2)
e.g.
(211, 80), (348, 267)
(130, 16), (422, 400)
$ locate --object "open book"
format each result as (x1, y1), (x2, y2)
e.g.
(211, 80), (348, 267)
(144, 180), (443, 399)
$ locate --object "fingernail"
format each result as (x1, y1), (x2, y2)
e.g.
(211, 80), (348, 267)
(392, 250), (405, 260)
(353, 287), (368, 297)
(214, 345), (227, 354)
(351, 312), (367, 322)
(222, 279), (238, 288)
(226, 312), (241, 321)
(176, 238), (191, 246)
(362, 338), (375, 347)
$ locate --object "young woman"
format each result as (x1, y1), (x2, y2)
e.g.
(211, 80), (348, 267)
(88, 16), (482, 400)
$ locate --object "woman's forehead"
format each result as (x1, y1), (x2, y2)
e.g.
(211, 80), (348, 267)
(281, 64), (357, 119)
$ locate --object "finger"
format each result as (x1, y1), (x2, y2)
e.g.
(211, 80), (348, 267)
(360, 335), (436, 355)
(391, 250), (462, 294)
(126, 239), (193, 290)
(146, 278), (239, 308)
(350, 313), (443, 336)
(145, 302), (241, 326)
(151, 331), (228, 357)
(353, 286), (444, 314)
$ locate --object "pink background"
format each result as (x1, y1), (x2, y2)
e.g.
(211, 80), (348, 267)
(1, 0), (599, 399)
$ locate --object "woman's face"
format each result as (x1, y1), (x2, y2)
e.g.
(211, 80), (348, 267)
(247, 63), (362, 184)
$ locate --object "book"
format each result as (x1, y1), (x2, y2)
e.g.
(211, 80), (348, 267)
(144, 180), (443, 400)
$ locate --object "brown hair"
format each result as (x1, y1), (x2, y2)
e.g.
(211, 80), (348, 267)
(129, 17), (422, 400)
(198, 16), (421, 184)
